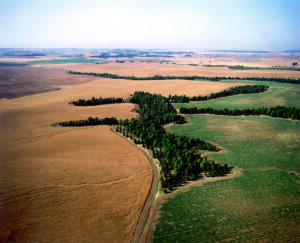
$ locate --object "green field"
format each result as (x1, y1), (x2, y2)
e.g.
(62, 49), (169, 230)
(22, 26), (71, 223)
(153, 170), (300, 242)
(176, 80), (300, 109)
(153, 82), (300, 242)
(0, 58), (105, 66)
(169, 115), (300, 172)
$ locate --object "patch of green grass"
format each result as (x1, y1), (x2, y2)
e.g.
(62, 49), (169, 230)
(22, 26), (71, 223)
(153, 170), (300, 242)
(0, 62), (28, 66)
(176, 80), (300, 109)
(153, 115), (300, 242)
(169, 115), (300, 172)
(0, 58), (105, 65)
(27, 58), (105, 64)
(154, 79), (300, 242)
(218, 79), (300, 88)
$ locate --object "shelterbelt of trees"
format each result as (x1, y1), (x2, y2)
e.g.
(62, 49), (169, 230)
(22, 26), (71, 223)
(168, 85), (268, 103)
(68, 85), (268, 107)
(69, 70), (300, 84)
(119, 91), (229, 190)
(71, 97), (124, 106)
(56, 91), (230, 191)
(203, 64), (300, 71)
(180, 106), (300, 120)
(58, 117), (119, 127)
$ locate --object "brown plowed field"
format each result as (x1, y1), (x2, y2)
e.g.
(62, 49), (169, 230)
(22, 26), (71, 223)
(42, 62), (300, 79)
(0, 71), (241, 242)
(0, 66), (96, 99)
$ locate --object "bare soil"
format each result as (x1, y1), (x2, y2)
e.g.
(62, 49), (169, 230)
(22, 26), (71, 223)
(0, 66), (96, 98)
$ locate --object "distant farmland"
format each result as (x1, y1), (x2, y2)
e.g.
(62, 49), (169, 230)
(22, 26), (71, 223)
(1, 49), (300, 242)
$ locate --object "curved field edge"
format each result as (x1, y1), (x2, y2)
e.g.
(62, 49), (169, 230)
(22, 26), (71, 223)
(143, 166), (242, 243)
(109, 128), (160, 243)
(127, 136), (240, 243)
(52, 89), (298, 241)
(176, 80), (300, 109)
(151, 115), (300, 242)
(169, 115), (300, 172)
(48, 85), (296, 241)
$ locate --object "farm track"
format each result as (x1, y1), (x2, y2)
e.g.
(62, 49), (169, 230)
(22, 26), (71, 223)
(109, 120), (246, 243)
(109, 128), (243, 243)
(109, 128), (160, 243)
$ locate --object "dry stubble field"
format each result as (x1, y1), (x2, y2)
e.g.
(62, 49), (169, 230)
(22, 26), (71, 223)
(0, 86), (152, 242)
(40, 61), (300, 79)
(0, 64), (243, 242)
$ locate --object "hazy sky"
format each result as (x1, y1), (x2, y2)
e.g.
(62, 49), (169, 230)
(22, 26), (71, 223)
(0, 0), (299, 50)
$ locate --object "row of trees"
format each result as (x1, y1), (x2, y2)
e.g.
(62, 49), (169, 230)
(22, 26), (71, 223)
(69, 70), (300, 84)
(167, 85), (268, 103)
(118, 91), (229, 191)
(180, 106), (300, 120)
(227, 65), (299, 71)
(56, 91), (230, 190)
(58, 117), (119, 127)
(71, 97), (124, 106)
(203, 64), (300, 71)
(69, 84), (268, 108)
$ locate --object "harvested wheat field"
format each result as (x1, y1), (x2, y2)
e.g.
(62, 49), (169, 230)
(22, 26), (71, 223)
(0, 73), (240, 242)
(41, 62), (300, 79)
(59, 76), (240, 98)
(0, 126), (152, 242)
(0, 85), (152, 242)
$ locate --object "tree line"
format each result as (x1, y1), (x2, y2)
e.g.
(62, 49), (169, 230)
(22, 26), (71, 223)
(58, 117), (119, 127)
(71, 97), (124, 106)
(69, 70), (300, 84)
(118, 91), (229, 191)
(68, 84), (267, 107)
(228, 65), (300, 71)
(203, 64), (300, 71)
(180, 106), (300, 120)
(167, 85), (268, 103)
(56, 91), (230, 191)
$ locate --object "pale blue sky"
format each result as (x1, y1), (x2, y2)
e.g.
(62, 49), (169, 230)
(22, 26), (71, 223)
(0, 0), (299, 50)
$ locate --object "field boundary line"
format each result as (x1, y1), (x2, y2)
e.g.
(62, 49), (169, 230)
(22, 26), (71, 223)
(186, 85), (272, 104)
(143, 166), (243, 242)
(110, 126), (242, 243)
(109, 128), (161, 243)
(181, 113), (300, 122)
